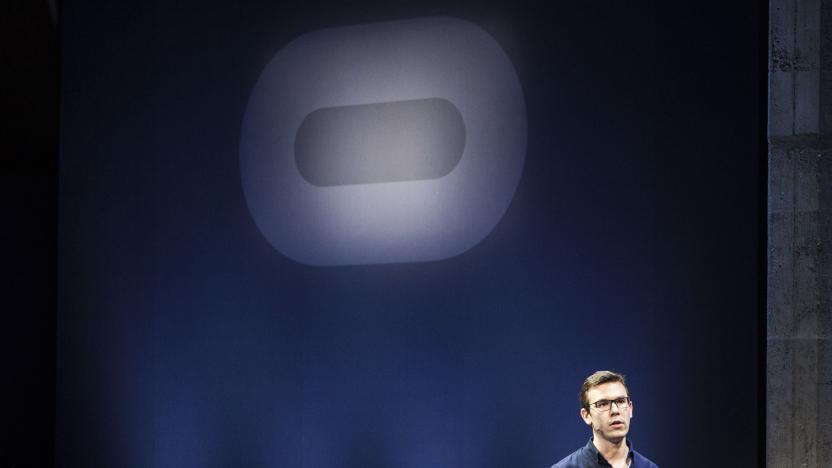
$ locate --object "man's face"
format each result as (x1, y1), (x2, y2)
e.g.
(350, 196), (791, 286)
(580, 381), (633, 444)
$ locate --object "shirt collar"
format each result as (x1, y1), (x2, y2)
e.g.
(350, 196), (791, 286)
(584, 437), (635, 465)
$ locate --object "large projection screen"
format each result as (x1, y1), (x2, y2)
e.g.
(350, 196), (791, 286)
(58, 1), (764, 467)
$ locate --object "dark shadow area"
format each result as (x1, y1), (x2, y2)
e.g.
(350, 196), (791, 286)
(0, 0), (59, 467)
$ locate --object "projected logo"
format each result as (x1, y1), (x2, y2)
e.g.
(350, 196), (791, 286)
(240, 17), (526, 266)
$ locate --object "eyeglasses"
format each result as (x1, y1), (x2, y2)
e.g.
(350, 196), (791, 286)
(587, 397), (631, 412)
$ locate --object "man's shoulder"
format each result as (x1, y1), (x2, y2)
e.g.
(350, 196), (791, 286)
(632, 450), (660, 468)
(549, 446), (584, 468)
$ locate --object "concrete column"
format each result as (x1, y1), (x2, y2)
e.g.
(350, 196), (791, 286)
(768, 139), (831, 467)
(768, 0), (832, 466)
(770, 0), (820, 137)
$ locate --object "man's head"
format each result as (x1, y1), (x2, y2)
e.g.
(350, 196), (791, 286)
(579, 370), (633, 444)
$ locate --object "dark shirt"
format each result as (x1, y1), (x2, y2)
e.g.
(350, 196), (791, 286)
(551, 438), (659, 468)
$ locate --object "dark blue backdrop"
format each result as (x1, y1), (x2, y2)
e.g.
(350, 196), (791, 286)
(58, 1), (763, 467)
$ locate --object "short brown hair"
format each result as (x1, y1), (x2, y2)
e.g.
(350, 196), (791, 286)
(579, 370), (630, 409)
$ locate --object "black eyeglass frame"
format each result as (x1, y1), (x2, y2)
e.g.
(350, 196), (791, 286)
(585, 396), (632, 412)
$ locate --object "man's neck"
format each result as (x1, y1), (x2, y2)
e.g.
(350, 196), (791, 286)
(592, 435), (629, 465)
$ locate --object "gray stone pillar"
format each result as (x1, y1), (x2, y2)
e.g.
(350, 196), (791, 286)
(768, 0), (832, 466)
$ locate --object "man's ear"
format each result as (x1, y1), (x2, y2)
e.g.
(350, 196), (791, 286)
(580, 407), (592, 426)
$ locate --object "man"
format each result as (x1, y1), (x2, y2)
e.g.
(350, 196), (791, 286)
(551, 370), (659, 468)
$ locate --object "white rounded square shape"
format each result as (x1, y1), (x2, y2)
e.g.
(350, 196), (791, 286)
(240, 17), (526, 266)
